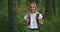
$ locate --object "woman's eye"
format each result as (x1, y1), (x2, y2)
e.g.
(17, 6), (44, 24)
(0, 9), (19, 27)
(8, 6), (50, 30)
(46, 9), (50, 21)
(30, 7), (32, 8)
(30, 7), (35, 8)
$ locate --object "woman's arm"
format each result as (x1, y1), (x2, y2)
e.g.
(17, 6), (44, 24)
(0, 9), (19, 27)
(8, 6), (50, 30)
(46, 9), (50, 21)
(38, 13), (43, 25)
(38, 18), (43, 25)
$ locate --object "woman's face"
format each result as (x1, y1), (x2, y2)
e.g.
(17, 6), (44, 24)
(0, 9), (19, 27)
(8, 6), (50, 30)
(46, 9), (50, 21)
(30, 4), (36, 13)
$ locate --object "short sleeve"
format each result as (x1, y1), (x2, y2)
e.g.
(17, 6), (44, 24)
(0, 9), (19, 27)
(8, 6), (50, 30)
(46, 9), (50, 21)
(39, 13), (43, 19)
(24, 14), (28, 20)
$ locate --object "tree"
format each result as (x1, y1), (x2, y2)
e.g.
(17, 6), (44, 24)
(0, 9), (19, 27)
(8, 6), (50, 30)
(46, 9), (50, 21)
(8, 0), (16, 32)
(45, 0), (52, 20)
(52, 0), (56, 14)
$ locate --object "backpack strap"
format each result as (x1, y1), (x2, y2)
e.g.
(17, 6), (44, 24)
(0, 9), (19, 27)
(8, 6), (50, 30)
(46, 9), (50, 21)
(27, 14), (30, 25)
(36, 14), (40, 29)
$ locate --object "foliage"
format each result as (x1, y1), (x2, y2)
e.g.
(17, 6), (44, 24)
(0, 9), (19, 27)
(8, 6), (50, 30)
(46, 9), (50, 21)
(0, 0), (60, 32)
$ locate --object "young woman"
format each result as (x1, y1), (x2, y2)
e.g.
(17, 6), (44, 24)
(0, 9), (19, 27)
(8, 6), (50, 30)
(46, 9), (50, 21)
(23, 2), (43, 32)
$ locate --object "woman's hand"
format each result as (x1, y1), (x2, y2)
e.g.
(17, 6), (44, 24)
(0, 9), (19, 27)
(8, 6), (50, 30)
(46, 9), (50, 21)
(23, 19), (30, 26)
(26, 19), (30, 22)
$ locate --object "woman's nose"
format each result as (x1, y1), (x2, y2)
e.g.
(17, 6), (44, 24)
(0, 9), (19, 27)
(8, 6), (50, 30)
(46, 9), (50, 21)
(31, 7), (34, 9)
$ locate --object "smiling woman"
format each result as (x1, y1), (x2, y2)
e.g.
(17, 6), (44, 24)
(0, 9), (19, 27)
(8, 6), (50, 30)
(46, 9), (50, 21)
(29, 2), (37, 13)
(23, 2), (43, 32)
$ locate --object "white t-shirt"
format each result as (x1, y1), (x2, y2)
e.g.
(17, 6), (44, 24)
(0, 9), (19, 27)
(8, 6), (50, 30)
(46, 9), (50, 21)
(24, 13), (43, 29)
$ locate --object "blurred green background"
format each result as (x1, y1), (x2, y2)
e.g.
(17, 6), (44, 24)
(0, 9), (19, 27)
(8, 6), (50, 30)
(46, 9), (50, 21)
(0, 0), (60, 32)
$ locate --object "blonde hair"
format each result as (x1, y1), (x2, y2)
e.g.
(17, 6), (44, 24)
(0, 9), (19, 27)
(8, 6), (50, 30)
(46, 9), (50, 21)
(28, 2), (39, 15)
(30, 2), (37, 7)
(30, 2), (37, 11)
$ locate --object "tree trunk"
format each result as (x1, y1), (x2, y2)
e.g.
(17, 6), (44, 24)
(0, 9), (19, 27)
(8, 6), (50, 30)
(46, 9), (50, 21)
(8, 0), (16, 32)
(45, 0), (52, 20)
(52, 0), (56, 14)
